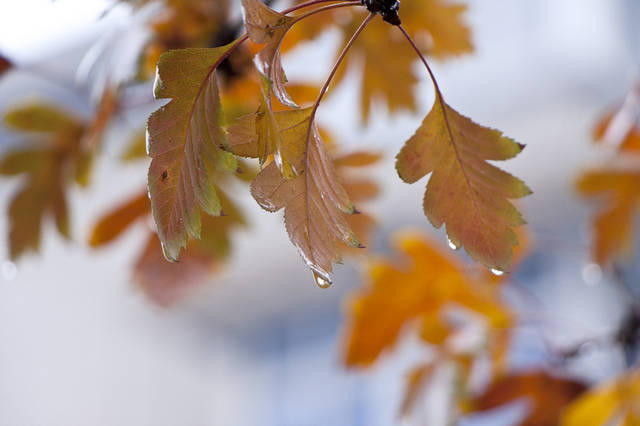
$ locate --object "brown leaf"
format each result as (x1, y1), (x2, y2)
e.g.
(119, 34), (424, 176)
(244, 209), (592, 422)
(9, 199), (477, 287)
(250, 122), (359, 285)
(1, 102), (87, 259)
(242, 0), (298, 107)
(396, 98), (530, 272)
(0, 54), (12, 77)
(474, 371), (587, 426)
(147, 40), (241, 261)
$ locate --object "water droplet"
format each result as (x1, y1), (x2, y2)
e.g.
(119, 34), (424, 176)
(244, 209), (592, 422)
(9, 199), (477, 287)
(490, 268), (504, 276)
(313, 271), (332, 289)
(1, 260), (17, 281)
(582, 262), (602, 286)
(447, 238), (458, 251)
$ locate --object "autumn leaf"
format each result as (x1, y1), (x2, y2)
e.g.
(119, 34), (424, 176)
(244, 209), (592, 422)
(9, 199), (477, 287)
(285, 0), (472, 120)
(147, 39), (241, 262)
(576, 170), (640, 266)
(89, 191), (151, 247)
(242, 0), (297, 108)
(88, 187), (246, 306)
(396, 98), (530, 273)
(473, 371), (587, 426)
(562, 368), (640, 426)
(82, 86), (119, 150)
(335, 150), (382, 256)
(343, 231), (512, 367)
(249, 110), (359, 285)
(0, 53), (12, 77)
(1, 102), (87, 259)
(594, 107), (640, 153)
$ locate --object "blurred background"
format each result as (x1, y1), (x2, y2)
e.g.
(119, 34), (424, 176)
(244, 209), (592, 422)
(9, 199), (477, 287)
(0, 0), (639, 425)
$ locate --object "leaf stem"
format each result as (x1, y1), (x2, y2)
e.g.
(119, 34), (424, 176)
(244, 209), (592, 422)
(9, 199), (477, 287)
(293, 1), (361, 24)
(282, 0), (357, 15)
(311, 13), (375, 119)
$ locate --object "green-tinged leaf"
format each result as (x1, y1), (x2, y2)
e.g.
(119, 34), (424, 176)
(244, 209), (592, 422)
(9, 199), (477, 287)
(147, 39), (242, 261)
(242, 0), (297, 107)
(396, 98), (530, 272)
(251, 123), (358, 285)
(228, 105), (313, 178)
(4, 103), (79, 133)
(0, 149), (48, 175)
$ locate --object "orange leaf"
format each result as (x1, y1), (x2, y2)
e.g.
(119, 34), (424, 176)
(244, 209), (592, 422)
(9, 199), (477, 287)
(474, 371), (587, 426)
(576, 170), (640, 266)
(343, 232), (511, 367)
(594, 109), (640, 153)
(396, 98), (530, 272)
(89, 191), (151, 247)
(147, 40), (241, 261)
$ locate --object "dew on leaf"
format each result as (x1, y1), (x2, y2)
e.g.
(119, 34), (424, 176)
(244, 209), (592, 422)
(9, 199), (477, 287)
(447, 237), (458, 251)
(313, 271), (332, 289)
(490, 268), (504, 276)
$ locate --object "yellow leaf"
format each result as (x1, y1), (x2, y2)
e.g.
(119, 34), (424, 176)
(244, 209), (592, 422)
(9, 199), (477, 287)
(1, 102), (87, 259)
(576, 170), (640, 266)
(396, 98), (530, 272)
(147, 40), (241, 261)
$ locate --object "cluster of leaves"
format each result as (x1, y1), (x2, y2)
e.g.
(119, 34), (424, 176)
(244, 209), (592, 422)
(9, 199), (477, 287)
(145, 0), (530, 288)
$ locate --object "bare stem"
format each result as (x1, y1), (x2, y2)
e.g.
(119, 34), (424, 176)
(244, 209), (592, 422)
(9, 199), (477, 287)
(293, 1), (361, 23)
(311, 13), (375, 119)
(282, 0), (358, 15)
(397, 25), (444, 101)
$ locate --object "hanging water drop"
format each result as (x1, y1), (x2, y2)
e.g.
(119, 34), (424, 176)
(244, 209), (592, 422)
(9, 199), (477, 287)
(581, 262), (602, 286)
(313, 271), (332, 289)
(490, 268), (504, 276)
(447, 238), (458, 251)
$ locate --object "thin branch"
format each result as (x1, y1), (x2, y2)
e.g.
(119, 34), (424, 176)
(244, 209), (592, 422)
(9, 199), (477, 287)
(293, 1), (361, 24)
(311, 12), (375, 119)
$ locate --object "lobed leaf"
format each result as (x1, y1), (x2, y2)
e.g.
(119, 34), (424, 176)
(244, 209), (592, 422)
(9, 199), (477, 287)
(343, 232), (511, 367)
(147, 40), (241, 261)
(250, 112), (359, 284)
(242, 0), (297, 107)
(396, 98), (530, 272)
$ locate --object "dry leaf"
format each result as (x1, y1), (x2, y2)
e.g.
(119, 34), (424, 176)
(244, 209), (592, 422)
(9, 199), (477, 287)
(250, 124), (359, 285)
(396, 98), (530, 273)
(576, 170), (640, 266)
(242, 0), (297, 107)
(147, 39), (241, 261)
(1, 102), (87, 259)
(474, 371), (587, 426)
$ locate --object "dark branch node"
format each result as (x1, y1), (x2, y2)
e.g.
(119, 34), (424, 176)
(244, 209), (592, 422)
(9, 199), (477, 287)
(361, 0), (401, 25)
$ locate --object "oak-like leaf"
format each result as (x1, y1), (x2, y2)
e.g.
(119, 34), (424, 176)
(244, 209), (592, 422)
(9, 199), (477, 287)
(242, 0), (297, 108)
(147, 40), (240, 262)
(396, 99), (531, 272)
(343, 232), (511, 367)
(250, 113), (359, 283)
